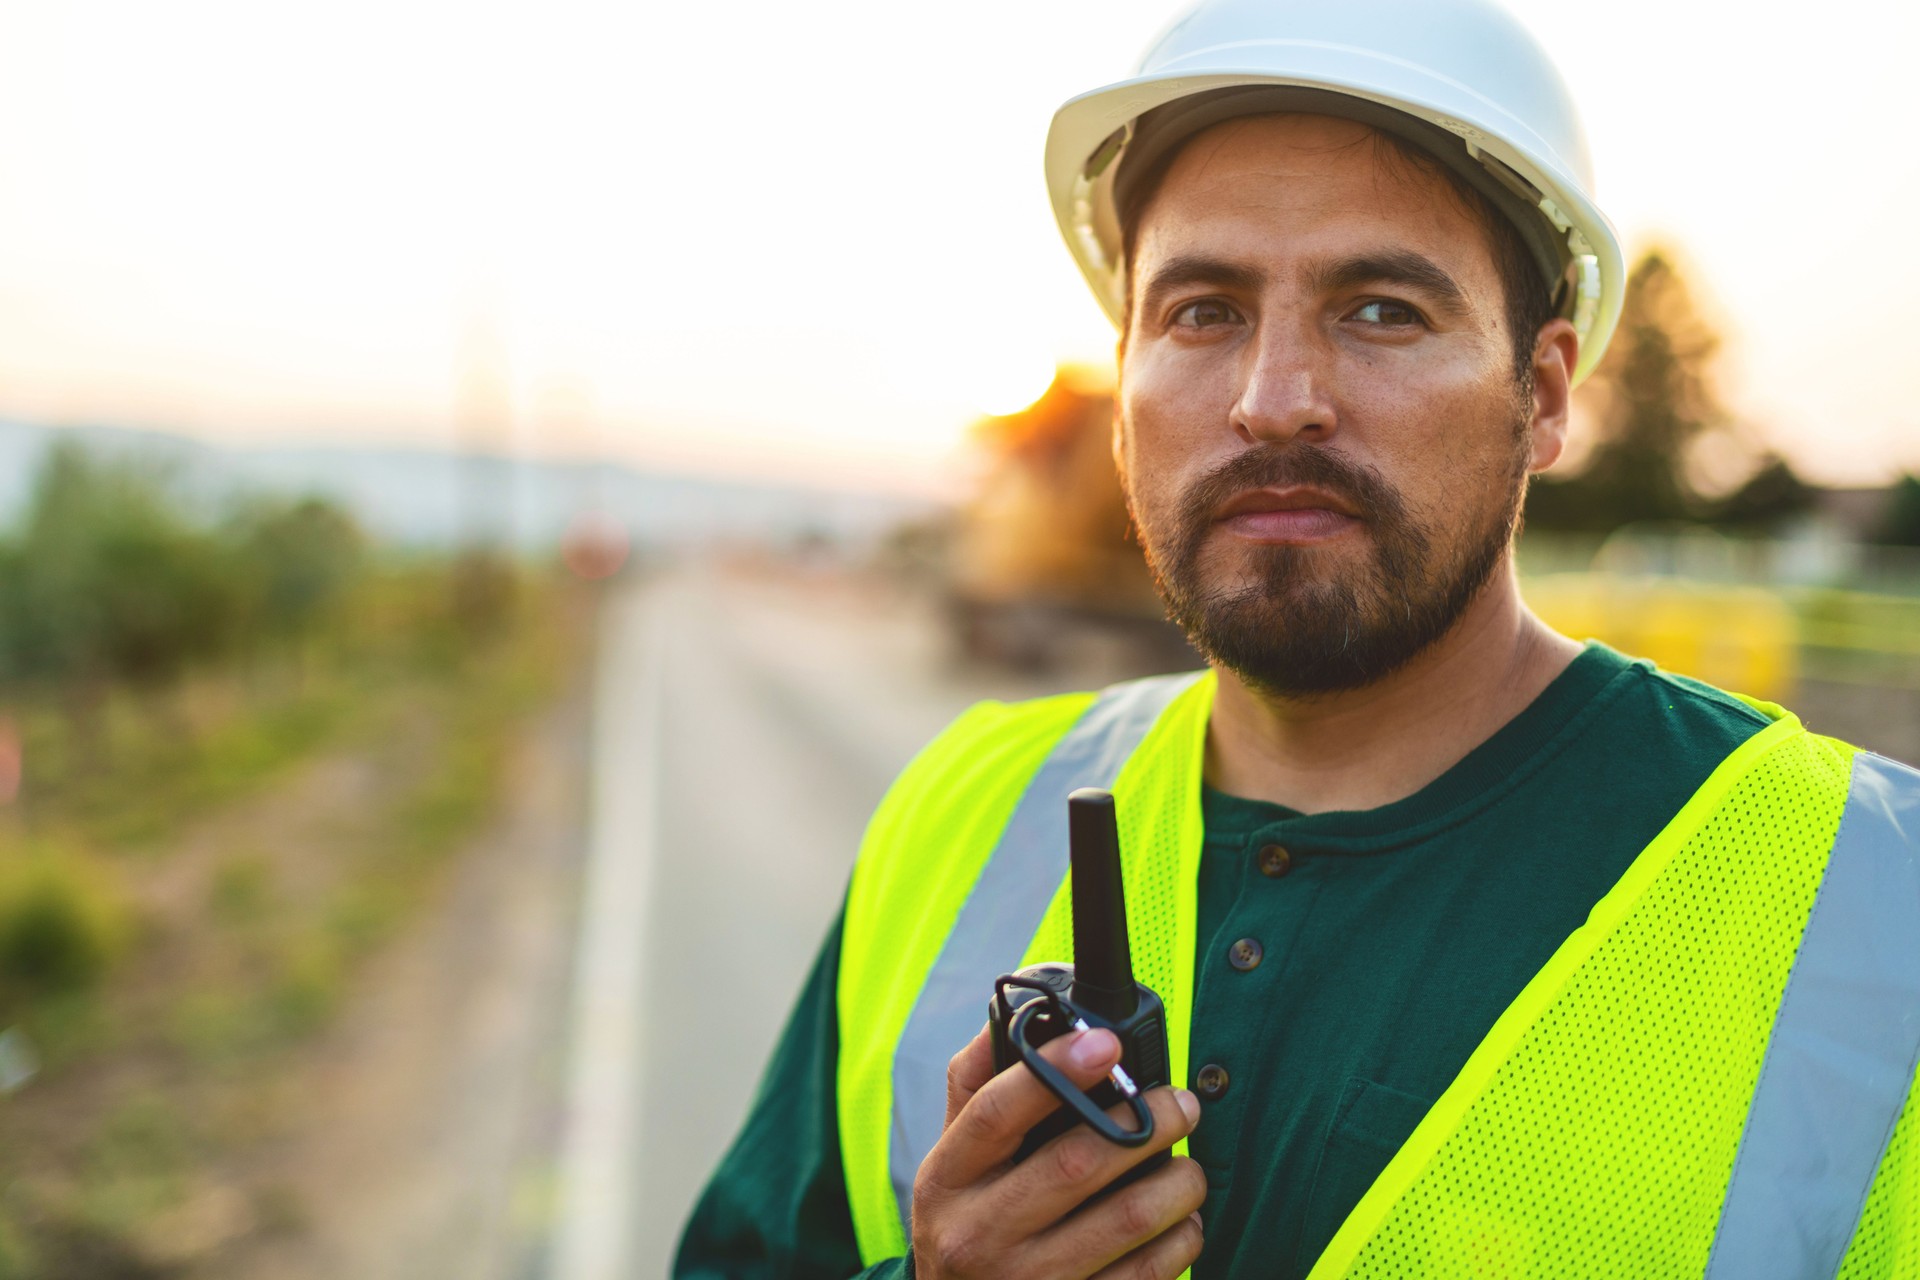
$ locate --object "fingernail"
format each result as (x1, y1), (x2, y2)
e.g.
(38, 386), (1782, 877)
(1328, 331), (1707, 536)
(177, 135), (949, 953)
(1176, 1089), (1201, 1123)
(1188, 1211), (1203, 1231)
(1069, 1028), (1117, 1068)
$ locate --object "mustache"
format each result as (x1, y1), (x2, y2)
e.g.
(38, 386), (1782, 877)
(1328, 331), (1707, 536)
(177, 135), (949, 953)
(1174, 445), (1413, 536)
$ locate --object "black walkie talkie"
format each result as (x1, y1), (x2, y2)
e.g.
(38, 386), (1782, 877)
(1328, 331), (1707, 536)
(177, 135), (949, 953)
(987, 787), (1172, 1181)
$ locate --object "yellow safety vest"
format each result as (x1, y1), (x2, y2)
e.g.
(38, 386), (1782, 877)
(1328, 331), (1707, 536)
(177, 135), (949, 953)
(837, 671), (1920, 1277)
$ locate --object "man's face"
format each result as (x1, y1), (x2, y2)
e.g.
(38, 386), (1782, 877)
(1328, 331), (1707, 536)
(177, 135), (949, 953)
(1117, 113), (1555, 697)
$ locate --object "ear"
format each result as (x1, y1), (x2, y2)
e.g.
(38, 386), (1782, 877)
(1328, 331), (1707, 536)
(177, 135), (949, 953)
(1526, 319), (1579, 473)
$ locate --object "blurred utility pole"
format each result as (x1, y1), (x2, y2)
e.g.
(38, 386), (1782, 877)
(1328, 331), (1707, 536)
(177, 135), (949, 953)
(453, 303), (518, 632)
(456, 306), (515, 548)
(537, 377), (631, 583)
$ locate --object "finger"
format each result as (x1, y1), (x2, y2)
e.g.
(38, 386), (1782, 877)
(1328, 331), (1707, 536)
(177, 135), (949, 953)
(1054, 1162), (1207, 1280)
(944, 1022), (997, 1130)
(1084, 1207), (1206, 1280)
(1095, 1079), (1195, 1145)
(922, 1025), (1122, 1190)
(993, 1089), (1200, 1239)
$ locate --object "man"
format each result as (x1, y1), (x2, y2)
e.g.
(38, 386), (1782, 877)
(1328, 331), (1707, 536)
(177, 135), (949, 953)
(677, 0), (1920, 1276)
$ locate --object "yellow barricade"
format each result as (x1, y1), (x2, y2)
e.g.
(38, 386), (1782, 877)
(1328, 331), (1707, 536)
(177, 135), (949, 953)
(1524, 573), (1798, 703)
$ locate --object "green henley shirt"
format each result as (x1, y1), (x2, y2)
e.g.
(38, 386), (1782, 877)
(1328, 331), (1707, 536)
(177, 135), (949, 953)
(673, 643), (1772, 1279)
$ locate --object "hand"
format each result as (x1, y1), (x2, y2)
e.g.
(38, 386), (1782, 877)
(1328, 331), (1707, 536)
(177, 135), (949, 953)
(909, 1022), (1206, 1279)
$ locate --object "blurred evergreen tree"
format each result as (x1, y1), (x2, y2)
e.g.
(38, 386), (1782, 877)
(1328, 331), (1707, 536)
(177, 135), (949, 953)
(1525, 248), (1813, 534)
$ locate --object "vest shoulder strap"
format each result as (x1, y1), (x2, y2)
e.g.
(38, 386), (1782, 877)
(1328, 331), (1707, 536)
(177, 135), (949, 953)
(1716, 747), (1920, 1278)
(838, 671), (1213, 1263)
(838, 688), (1096, 1263)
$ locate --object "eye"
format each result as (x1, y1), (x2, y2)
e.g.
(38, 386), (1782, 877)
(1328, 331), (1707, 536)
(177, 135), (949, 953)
(1170, 298), (1242, 329)
(1349, 299), (1424, 326)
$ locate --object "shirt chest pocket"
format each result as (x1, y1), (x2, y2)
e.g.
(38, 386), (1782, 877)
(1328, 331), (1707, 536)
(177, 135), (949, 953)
(1296, 1076), (1436, 1269)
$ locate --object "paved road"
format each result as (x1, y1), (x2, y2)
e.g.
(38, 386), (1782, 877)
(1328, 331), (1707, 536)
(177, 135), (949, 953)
(556, 566), (1104, 1280)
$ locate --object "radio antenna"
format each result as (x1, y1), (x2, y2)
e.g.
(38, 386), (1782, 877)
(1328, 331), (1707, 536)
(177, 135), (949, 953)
(1067, 787), (1138, 1022)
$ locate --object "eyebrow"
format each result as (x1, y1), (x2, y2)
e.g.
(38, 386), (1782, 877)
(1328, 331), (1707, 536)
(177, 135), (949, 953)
(1310, 250), (1471, 318)
(1134, 253), (1266, 322)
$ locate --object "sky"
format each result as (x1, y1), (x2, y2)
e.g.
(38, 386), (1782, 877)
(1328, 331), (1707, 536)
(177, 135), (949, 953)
(0, 0), (1911, 495)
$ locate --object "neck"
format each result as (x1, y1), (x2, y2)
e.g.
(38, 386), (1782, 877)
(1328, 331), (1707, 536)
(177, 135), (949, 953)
(1203, 560), (1579, 814)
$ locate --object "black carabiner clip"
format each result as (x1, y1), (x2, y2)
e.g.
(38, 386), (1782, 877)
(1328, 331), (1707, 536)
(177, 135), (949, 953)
(1007, 997), (1156, 1148)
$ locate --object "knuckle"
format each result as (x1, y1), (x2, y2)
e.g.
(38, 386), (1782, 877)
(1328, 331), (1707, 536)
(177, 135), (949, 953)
(1134, 1253), (1170, 1280)
(1049, 1133), (1101, 1185)
(1131, 1225), (1201, 1280)
(964, 1084), (1014, 1141)
(1119, 1244), (1166, 1280)
(934, 1224), (989, 1276)
(1114, 1186), (1158, 1240)
(1170, 1218), (1206, 1268)
(1177, 1158), (1209, 1206)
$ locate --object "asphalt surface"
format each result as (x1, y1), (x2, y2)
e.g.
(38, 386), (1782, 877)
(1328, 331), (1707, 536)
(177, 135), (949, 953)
(562, 565), (1091, 1280)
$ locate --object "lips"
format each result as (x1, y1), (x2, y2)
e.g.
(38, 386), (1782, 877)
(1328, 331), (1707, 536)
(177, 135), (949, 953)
(1213, 486), (1361, 543)
(1214, 486), (1359, 521)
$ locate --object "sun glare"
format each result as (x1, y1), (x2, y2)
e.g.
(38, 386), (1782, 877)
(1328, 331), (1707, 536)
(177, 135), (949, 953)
(973, 353), (1061, 419)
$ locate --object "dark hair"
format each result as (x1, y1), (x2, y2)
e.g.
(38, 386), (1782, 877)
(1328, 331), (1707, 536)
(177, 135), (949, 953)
(1116, 120), (1554, 388)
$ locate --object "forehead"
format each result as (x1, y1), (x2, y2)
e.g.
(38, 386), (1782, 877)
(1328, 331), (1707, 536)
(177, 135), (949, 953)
(1131, 113), (1500, 291)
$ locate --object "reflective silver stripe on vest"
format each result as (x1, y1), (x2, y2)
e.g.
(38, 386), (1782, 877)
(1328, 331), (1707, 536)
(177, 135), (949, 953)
(1704, 752), (1920, 1279)
(888, 671), (1204, 1233)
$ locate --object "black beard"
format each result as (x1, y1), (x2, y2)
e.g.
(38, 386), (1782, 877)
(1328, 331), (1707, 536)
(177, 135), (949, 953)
(1138, 439), (1527, 699)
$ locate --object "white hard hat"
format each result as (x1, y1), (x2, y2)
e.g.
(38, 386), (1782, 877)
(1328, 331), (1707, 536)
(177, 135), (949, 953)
(1045, 0), (1625, 385)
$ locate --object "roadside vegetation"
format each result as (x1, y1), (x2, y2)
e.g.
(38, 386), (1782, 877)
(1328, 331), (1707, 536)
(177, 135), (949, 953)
(0, 443), (593, 1278)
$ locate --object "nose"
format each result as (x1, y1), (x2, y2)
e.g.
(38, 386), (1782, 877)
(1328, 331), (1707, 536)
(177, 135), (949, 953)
(1230, 323), (1338, 447)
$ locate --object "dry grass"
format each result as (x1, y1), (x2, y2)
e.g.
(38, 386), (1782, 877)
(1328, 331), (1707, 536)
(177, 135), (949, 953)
(0, 568), (594, 1279)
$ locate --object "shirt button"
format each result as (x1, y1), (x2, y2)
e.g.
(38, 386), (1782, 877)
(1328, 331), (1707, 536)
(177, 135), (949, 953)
(1228, 937), (1263, 971)
(1195, 1063), (1230, 1100)
(1258, 844), (1292, 877)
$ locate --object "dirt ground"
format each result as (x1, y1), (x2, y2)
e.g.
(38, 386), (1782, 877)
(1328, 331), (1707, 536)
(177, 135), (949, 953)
(0, 662), (590, 1280)
(195, 688), (589, 1280)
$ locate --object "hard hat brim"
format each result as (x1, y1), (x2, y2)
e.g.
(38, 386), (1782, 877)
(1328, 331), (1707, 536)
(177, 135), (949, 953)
(1045, 67), (1625, 385)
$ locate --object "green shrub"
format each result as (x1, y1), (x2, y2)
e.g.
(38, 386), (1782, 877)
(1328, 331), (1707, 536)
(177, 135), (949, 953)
(0, 852), (129, 1005)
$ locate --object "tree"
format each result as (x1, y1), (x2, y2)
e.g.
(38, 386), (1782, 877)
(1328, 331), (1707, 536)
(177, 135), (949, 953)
(1527, 248), (1746, 532)
(0, 444), (246, 690)
(228, 496), (365, 642)
(1713, 452), (1819, 531)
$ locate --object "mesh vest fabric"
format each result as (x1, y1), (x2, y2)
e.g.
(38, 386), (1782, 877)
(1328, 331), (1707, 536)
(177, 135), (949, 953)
(837, 678), (1914, 1275)
(837, 691), (1096, 1263)
(1305, 717), (1861, 1277)
(1839, 1080), (1920, 1279)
